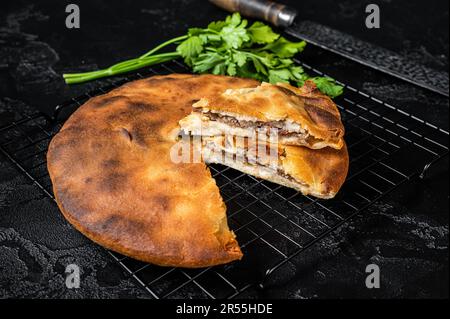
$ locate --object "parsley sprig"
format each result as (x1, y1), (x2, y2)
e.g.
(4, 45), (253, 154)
(63, 13), (343, 98)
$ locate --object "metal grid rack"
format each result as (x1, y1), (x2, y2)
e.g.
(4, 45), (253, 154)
(0, 60), (448, 299)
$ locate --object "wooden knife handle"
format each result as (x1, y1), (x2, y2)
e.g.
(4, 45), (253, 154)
(209, 0), (297, 27)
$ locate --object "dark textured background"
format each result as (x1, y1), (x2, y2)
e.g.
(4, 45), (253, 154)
(0, 0), (448, 298)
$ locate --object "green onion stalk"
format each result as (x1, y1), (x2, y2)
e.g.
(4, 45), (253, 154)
(63, 36), (187, 84)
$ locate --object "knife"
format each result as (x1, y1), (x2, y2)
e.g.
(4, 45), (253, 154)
(209, 0), (449, 97)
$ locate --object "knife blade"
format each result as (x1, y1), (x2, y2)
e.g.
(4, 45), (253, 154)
(209, 0), (449, 97)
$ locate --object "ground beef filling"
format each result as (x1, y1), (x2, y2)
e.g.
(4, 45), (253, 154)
(199, 110), (291, 131)
(204, 143), (306, 186)
(197, 110), (322, 145)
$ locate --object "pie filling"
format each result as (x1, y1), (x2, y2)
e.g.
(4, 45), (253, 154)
(201, 139), (307, 188)
(194, 109), (322, 145)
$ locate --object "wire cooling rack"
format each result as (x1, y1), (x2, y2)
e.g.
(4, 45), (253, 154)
(0, 60), (448, 299)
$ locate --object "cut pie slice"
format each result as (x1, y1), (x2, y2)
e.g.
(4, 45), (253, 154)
(180, 81), (345, 149)
(197, 135), (349, 199)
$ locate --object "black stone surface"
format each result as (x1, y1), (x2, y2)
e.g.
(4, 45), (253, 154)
(0, 0), (448, 298)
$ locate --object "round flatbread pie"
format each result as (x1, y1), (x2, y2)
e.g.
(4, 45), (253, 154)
(47, 74), (349, 268)
(47, 74), (258, 267)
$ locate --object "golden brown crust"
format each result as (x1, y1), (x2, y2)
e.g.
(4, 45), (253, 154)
(47, 74), (259, 268)
(193, 81), (345, 149)
(281, 143), (349, 197)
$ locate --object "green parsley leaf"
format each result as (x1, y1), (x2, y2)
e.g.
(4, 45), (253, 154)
(176, 36), (203, 66)
(311, 77), (344, 99)
(227, 62), (237, 76)
(220, 20), (250, 49)
(187, 28), (205, 37)
(289, 66), (308, 85)
(225, 12), (242, 26)
(207, 20), (226, 32)
(235, 61), (262, 80)
(192, 52), (225, 73)
(233, 52), (247, 67)
(262, 37), (306, 58)
(289, 65), (305, 79)
(212, 62), (226, 75)
(268, 69), (292, 84)
(247, 22), (279, 44)
(250, 56), (268, 75)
